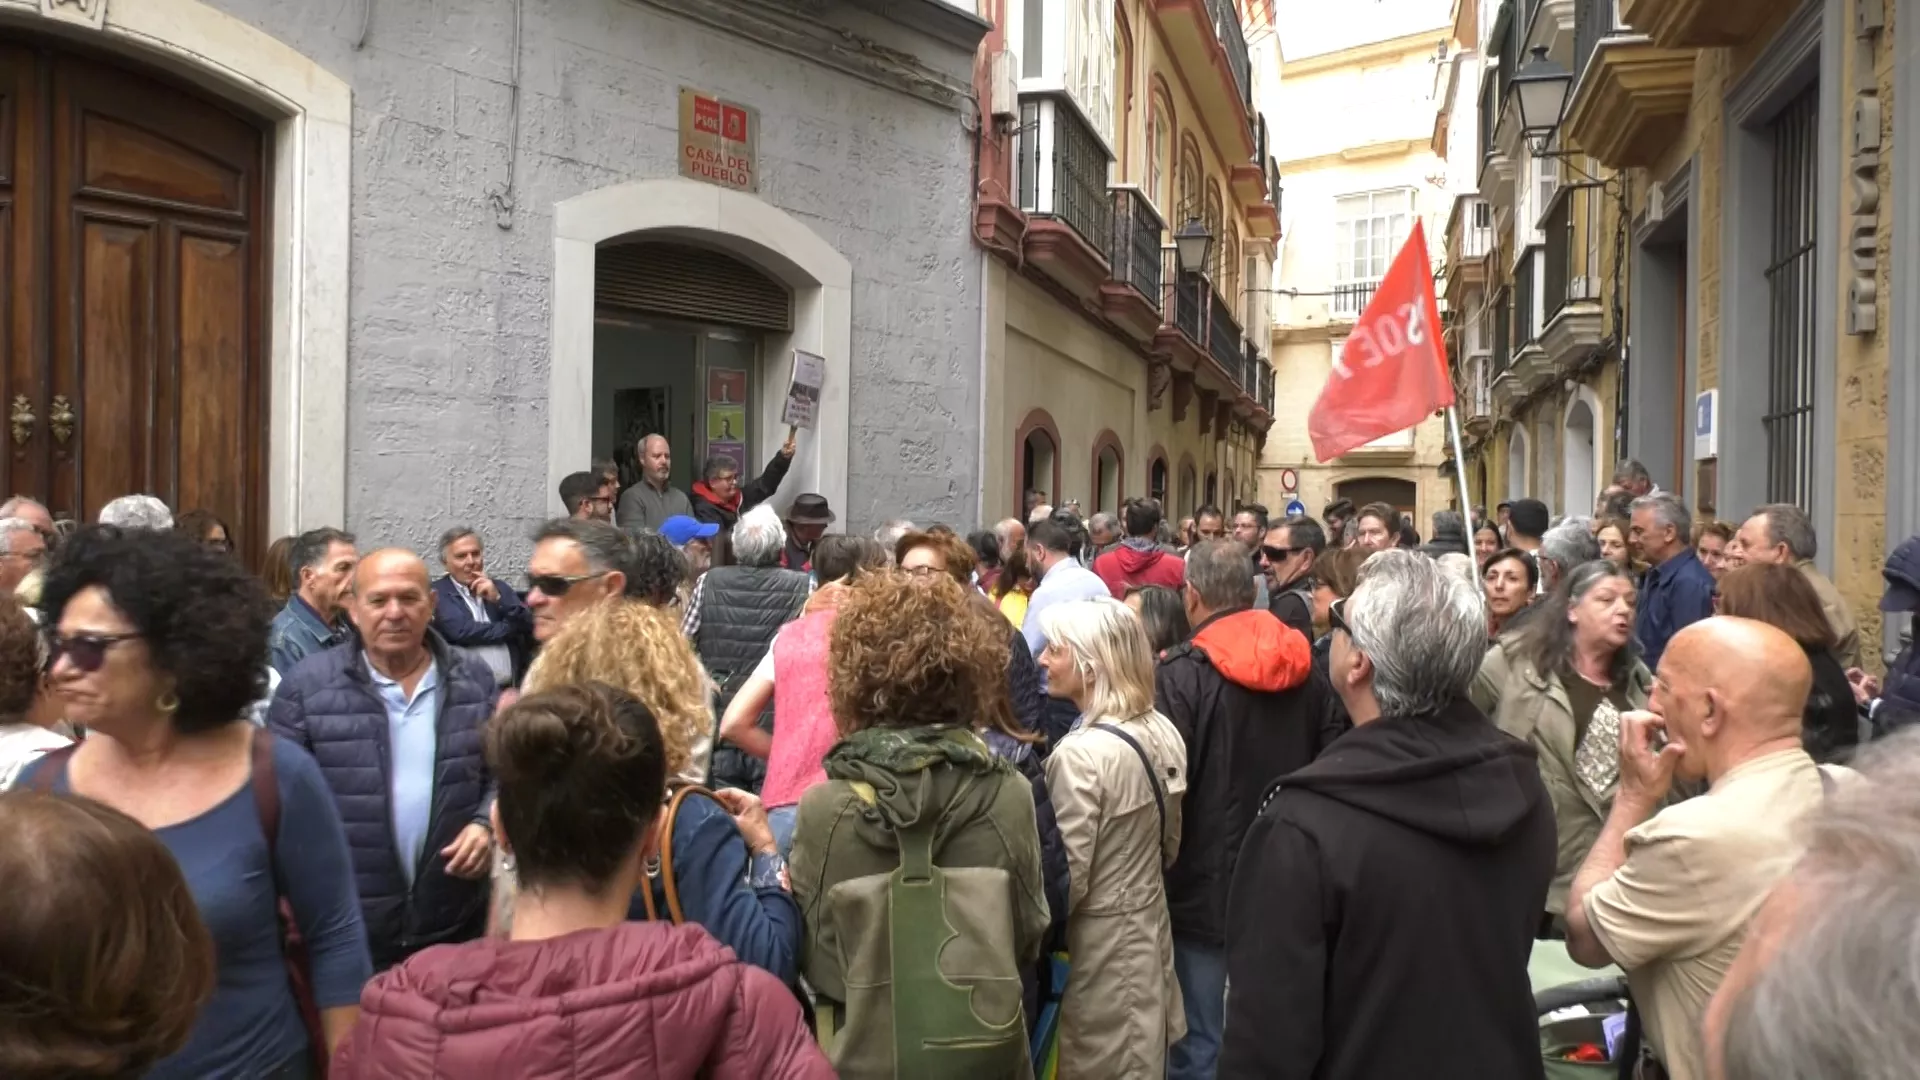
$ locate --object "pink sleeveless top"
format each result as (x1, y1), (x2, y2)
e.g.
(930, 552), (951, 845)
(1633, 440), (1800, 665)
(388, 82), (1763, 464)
(761, 607), (840, 809)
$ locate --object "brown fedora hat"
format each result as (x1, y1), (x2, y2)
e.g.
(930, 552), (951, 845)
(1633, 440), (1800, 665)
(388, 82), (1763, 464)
(786, 493), (836, 526)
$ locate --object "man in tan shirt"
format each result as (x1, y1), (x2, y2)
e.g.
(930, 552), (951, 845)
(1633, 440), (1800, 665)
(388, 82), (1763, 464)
(1732, 504), (1860, 667)
(1563, 618), (1847, 1080)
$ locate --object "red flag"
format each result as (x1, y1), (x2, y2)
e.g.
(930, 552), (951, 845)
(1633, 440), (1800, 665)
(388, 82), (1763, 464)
(1307, 221), (1453, 462)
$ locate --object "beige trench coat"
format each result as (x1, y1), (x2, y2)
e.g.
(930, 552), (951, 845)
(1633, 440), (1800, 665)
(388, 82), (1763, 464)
(1044, 709), (1188, 1079)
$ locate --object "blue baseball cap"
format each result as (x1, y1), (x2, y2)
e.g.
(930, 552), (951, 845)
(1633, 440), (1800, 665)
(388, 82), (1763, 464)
(660, 516), (720, 547)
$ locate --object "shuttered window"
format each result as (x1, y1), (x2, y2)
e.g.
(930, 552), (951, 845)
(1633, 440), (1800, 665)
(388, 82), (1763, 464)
(595, 242), (792, 332)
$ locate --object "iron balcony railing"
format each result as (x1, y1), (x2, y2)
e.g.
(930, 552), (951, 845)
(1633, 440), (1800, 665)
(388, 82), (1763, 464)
(1109, 186), (1165, 311)
(1260, 359), (1275, 413)
(1016, 92), (1115, 258)
(1208, 286), (1244, 376)
(1478, 74), (1498, 167)
(1544, 184), (1604, 320)
(1205, 0), (1253, 128)
(1269, 157), (1283, 218)
(1331, 280), (1380, 319)
(1241, 339), (1260, 393)
(1164, 248), (1205, 343)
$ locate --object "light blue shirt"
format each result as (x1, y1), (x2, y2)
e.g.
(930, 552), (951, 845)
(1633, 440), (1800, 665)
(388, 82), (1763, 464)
(365, 656), (441, 885)
(1021, 557), (1112, 660)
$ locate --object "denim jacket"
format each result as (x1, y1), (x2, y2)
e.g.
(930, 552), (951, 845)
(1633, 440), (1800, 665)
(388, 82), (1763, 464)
(269, 595), (345, 676)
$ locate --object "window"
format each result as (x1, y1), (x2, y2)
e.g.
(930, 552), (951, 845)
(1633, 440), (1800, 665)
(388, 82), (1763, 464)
(1333, 188), (1412, 316)
(1204, 184), (1224, 281)
(1223, 230), (1240, 318)
(1764, 86), (1818, 511)
(1016, 0), (1114, 146)
(1149, 455), (1169, 504)
(1148, 92), (1172, 217)
(1179, 138), (1203, 227)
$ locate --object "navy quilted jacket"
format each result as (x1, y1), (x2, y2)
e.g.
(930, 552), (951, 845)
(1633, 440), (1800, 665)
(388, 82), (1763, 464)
(268, 630), (499, 969)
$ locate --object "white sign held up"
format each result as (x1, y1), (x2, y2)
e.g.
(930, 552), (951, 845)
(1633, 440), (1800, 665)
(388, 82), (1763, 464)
(782, 350), (825, 429)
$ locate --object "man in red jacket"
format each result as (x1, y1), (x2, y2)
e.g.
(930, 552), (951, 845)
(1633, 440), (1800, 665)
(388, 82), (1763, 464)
(1093, 497), (1186, 599)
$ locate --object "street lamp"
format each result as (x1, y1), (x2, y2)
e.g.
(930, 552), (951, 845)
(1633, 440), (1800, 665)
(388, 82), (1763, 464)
(1174, 217), (1214, 276)
(1509, 46), (1572, 151)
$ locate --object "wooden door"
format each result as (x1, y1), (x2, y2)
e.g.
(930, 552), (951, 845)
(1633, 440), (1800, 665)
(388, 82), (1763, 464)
(0, 39), (268, 564)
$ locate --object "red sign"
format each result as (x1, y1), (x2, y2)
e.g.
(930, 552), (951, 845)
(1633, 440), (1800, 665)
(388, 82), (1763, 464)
(679, 89), (758, 193)
(1307, 221), (1453, 462)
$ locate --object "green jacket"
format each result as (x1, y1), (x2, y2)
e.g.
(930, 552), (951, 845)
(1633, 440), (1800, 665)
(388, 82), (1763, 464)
(1482, 644), (1653, 916)
(790, 726), (1051, 1080)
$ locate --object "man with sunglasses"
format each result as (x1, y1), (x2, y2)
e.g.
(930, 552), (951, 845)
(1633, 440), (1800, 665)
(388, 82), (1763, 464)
(1260, 515), (1324, 643)
(524, 519), (632, 647)
(558, 471), (614, 523)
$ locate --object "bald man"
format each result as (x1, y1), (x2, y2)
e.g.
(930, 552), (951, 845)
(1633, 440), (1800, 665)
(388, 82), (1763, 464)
(1562, 618), (1850, 1080)
(268, 547), (502, 969)
(616, 432), (694, 530)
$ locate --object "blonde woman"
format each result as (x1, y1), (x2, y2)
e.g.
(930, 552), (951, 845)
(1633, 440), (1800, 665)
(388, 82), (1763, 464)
(496, 599), (801, 986)
(1039, 597), (1189, 1079)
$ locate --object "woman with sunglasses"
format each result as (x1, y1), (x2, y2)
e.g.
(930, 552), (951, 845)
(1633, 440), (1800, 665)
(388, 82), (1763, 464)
(174, 509), (234, 554)
(18, 525), (371, 1080)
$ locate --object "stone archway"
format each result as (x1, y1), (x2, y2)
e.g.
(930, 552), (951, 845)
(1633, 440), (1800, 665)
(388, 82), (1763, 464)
(1563, 387), (1602, 517)
(550, 178), (852, 518)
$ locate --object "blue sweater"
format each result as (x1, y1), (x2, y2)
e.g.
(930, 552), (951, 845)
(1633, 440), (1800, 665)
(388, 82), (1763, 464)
(628, 790), (801, 985)
(25, 738), (372, 1078)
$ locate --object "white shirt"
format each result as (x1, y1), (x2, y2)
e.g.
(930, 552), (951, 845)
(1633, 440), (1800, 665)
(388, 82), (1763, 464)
(0, 724), (71, 790)
(452, 579), (516, 687)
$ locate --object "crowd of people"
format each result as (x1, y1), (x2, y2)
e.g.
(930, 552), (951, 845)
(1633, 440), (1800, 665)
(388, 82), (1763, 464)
(0, 444), (1916, 1080)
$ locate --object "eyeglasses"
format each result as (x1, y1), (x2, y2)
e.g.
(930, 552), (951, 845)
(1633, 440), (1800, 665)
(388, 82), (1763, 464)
(1261, 544), (1306, 563)
(1328, 597), (1352, 639)
(46, 631), (142, 673)
(902, 564), (945, 578)
(525, 572), (608, 598)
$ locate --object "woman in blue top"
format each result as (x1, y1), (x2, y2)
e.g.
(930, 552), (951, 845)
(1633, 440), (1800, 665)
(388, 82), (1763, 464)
(517, 597), (801, 983)
(22, 526), (371, 1079)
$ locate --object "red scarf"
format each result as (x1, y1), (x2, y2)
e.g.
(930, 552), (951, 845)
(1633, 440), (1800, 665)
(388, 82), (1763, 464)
(692, 481), (742, 514)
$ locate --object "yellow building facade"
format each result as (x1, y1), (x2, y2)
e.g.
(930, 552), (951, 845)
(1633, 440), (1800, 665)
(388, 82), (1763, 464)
(975, 0), (1279, 520)
(1443, 0), (1915, 664)
(1261, 15), (1460, 527)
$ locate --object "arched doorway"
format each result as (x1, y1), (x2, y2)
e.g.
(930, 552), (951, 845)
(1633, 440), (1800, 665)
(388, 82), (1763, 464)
(1563, 392), (1599, 517)
(0, 36), (273, 562)
(1204, 470), (1218, 508)
(1025, 431), (1057, 504)
(552, 178), (853, 519)
(1148, 453), (1169, 505)
(592, 242), (791, 492)
(1334, 477), (1418, 516)
(1508, 426), (1531, 501)
(1178, 458), (1197, 518)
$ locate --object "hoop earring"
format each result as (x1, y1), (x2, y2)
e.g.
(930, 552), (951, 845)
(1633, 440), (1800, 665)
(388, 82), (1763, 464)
(154, 690), (180, 715)
(644, 853), (662, 879)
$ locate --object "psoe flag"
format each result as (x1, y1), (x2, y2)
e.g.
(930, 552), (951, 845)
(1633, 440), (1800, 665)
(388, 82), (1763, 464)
(1307, 221), (1453, 462)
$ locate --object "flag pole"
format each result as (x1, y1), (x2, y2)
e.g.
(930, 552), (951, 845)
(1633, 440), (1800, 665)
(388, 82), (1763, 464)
(1444, 404), (1475, 522)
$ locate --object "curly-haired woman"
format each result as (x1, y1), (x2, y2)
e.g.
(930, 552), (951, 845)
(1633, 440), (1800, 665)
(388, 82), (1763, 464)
(18, 525), (370, 1079)
(0, 593), (67, 789)
(520, 597), (800, 985)
(0, 789), (216, 1078)
(335, 683), (834, 1079)
(790, 570), (1053, 1078)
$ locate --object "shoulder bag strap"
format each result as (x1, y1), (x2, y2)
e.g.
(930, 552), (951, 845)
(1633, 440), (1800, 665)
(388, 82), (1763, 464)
(22, 742), (80, 793)
(249, 727), (283, 884)
(1092, 722), (1166, 851)
(646, 783), (718, 925)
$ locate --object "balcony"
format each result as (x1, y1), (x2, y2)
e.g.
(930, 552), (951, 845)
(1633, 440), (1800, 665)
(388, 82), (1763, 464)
(1155, 249), (1254, 404)
(1562, 1), (1695, 170)
(1445, 196), (1495, 296)
(1490, 289), (1518, 412)
(1152, 0), (1257, 158)
(1331, 280), (1380, 321)
(1102, 186), (1166, 343)
(1619, 0), (1784, 50)
(1463, 353), (1495, 433)
(1015, 91), (1116, 301)
(1541, 183), (1605, 369)
(1511, 245), (1554, 392)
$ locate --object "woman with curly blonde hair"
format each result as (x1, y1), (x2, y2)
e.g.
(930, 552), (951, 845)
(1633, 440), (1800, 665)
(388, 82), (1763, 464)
(790, 571), (1052, 1078)
(497, 599), (802, 986)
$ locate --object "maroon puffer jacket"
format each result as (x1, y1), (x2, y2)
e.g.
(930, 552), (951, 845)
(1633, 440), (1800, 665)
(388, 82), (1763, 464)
(333, 921), (834, 1079)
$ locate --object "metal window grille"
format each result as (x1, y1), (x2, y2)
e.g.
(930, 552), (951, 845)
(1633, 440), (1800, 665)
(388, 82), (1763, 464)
(1763, 87), (1818, 510)
(1514, 247), (1540, 346)
(1110, 187), (1165, 311)
(1016, 94), (1115, 257)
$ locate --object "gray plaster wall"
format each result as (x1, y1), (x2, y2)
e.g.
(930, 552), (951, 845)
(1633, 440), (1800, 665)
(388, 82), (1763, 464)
(202, 0), (984, 563)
